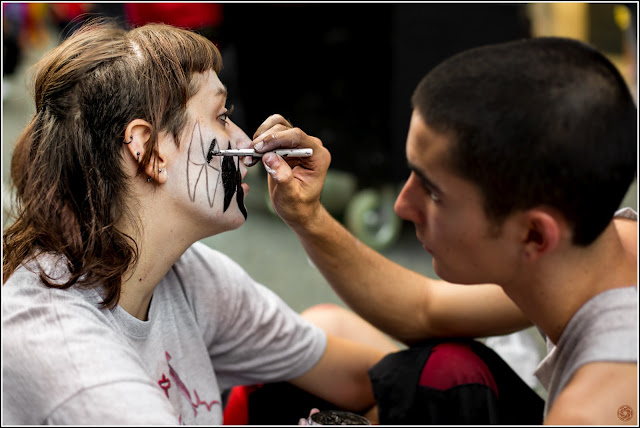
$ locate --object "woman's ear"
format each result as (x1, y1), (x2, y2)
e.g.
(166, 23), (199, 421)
(124, 119), (152, 166)
(124, 119), (167, 184)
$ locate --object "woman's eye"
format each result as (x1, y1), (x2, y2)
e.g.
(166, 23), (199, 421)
(218, 104), (234, 125)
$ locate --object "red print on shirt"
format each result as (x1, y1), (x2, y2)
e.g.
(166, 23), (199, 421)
(157, 351), (220, 418)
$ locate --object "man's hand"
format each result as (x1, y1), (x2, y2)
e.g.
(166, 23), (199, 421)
(249, 114), (332, 230)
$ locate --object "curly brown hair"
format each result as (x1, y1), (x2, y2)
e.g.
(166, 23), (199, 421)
(3, 19), (223, 308)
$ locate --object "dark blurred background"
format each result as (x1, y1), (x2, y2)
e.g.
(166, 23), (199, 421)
(220, 3), (532, 185)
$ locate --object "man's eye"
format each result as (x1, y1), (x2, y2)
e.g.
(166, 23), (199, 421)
(421, 182), (441, 202)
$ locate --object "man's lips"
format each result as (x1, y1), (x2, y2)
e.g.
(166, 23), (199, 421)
(416, 232), (432, 254)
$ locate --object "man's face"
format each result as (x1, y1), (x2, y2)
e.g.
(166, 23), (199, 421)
(394, 111), (519, 285)
(162, 69), (250, 236)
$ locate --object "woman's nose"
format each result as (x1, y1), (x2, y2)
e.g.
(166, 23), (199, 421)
(227, 119), (252, 149)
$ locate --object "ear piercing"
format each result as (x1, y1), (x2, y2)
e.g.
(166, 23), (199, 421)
(146, 169), (165, 183)
(124, 135), (133, 144)
(136, 152), (140, 162)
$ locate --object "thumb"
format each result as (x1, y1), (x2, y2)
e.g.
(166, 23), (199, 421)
(262, 152), (292, 184)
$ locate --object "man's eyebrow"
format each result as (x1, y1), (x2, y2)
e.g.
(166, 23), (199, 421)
(408, 162), (443, 194)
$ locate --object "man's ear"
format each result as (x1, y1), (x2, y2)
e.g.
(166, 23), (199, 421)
(124, 119), (167, 184)
(519, 209), (562, 262)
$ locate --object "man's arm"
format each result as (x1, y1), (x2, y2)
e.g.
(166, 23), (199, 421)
(292, 203), (531, 343)
(251, 115), (531, 344)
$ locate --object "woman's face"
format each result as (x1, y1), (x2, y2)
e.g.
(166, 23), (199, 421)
(161, 69), (251, 237)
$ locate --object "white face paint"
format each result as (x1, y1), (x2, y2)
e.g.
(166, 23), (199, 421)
(162, 70), (251, 237)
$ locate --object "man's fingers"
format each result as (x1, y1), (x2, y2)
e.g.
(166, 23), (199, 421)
(253, 114), (292, 139)
(255, 128), (325, 155)
(262, 152), (292, 183)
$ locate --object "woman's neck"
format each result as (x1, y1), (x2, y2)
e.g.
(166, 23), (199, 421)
(116, 193), (195, 320)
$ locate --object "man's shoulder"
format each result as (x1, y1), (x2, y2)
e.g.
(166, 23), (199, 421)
(614, 210), (638, 262)
(546, 361), (637, 424)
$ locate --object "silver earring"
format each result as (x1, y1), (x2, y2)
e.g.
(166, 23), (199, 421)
(136, 152), (140, 162)
(147, 177), (151, 183)
(158, 168), (163, 173)
(124, 135), (133, 144)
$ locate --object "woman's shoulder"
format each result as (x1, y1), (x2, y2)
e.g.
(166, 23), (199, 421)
(3, 256), (105, 313)
(2, 267), (156, 424)
(173, 241), (251, 285)
(164, 242), (260, 321)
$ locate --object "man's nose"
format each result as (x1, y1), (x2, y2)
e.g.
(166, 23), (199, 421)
(394, 175), (423, 224)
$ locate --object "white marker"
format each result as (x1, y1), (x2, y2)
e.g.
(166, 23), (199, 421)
(212, 148), (313, 158)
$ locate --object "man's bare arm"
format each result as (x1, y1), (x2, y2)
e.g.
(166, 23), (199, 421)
(252, 115), (531, 344)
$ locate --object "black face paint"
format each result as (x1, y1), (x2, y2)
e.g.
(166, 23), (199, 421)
(221, 141), (248, 219)
(236, 156), (247, 219)
(206, 138), (216, 164)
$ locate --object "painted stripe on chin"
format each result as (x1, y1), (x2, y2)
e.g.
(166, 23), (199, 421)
(221, 141), (248, 220)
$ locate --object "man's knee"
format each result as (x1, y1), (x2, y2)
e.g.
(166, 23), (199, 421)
(419, 342), (498, 396)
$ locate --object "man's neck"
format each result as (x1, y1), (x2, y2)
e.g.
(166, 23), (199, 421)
(503, 222), (636, 344)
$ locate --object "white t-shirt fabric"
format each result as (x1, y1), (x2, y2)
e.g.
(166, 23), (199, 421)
(2, 241), (327, 424)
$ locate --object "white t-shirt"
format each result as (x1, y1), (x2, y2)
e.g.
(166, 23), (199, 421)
(2, 242), (327, 424)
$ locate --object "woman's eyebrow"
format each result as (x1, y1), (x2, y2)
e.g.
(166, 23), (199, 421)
(216, 86), (227, 98)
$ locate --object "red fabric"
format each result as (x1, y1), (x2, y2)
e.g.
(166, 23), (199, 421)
(124, 3), (223, 29)
(223, 385), (262, 425)
(50, 3), (91, 20)
(419, 342), (499, 398)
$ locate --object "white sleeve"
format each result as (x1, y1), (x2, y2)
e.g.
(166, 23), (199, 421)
(615, 207), (638, 221)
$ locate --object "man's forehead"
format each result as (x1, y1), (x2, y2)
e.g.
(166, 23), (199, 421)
(407, 111), (459, 178)
(407, 111), (450, 157)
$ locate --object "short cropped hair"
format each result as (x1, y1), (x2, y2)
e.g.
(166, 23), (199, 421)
(412, 37), (637, 245)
